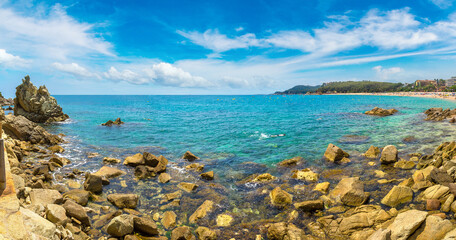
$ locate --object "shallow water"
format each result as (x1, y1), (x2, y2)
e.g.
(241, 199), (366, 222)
(41, 95), (456, 235)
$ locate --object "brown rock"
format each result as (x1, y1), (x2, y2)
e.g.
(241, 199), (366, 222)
(365, 107), (398, 116)
(329, 177), (368, 206)
(63, 189), (90, 206)
(84, 173), (103, 194)
(189, 200), (214, 224)
(324, 143), (349, 162)
(63, 200), (91, 226)
(178, 182), (198, 193)
(294, 199), (324, 212)
(107, 194), (139, 209)
(158, 173), (171, 183)
(93, 166), (126, 179)
(270, 187), (293, 208)
(123, 153), (144, 166)
(380, 145), (398, 164)
(133, 216), (159, 236)
(277, 157), (302, 167)
(267, 222), (305, 240)
(195, 227), (217, 240)
(200, 171), (214, 180)
(426, 199), (441, 211)
(182, 151), (199, 161)
(162, 211), (177, 230)
(171, 226), (196, 240)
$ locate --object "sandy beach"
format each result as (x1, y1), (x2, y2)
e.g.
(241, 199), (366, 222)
(327, 92), (456, 101)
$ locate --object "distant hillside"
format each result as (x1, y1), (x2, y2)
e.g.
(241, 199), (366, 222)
(274, 85), (321, 95)
(317, 81), (404, 93)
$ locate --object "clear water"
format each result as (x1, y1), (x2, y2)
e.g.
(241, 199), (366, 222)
(49, 95), (456, 164)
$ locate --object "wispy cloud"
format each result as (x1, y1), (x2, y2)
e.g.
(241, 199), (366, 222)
(0, 49), (29, 68)
(52, 62), (100, 79)
(372, 65), (403, 80)
(429, 0), (454, 9)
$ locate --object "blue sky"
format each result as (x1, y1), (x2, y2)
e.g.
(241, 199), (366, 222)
(1, 0), (456, 96)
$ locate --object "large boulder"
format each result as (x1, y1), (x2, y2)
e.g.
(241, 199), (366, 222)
(415, 215), (453, 240)
(83, 173), (103, 193)
(14, 75), (69, 123)
(380, 145), (398, 164)
(324, 144), (349, 162)
(93, 166), (126, 179)
(329, 177), (368, 206)
(365, 107), (398, 116)
(133, 216), (159, 236)
(63, 189), (90, 206)
(106, 214), (134, 237)
(387, 210), (428, 240)
(20, 207), (58, 240)
(107, 193), (139, 209)
(2, 114), (62, 145)
(123, 153), (144, 166)
(45, 204), (68, 224)
(381, 185), (413, 207)
(62, 200), (91, 226)
(29, 188), (63, 206)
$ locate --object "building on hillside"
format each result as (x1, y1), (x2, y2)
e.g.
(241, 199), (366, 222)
(415, 80), (437, 88)
(446, 77), (456, 88)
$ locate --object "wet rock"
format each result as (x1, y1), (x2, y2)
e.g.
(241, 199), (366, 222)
(380, 145), (398, 164)
(48, 145), (64, 153)
(267, 222), (305, 240)
(216, 214), (233, 227)
(329, 177), (368, 206)
(123, 153), (144, 166)
(277, 156), (302, 167)
(394, 159), (416, 169)
(182, 151), (199, 161)
(270, 187), (293, 208)
(33, 165), (49, 175)
(154, 155), (168, 173)
(63, 189), (90, 206)
(291, 168), (319, 181)
(314, 182), (330, 193)
(29, 188), (63, 206)
(102, 117), (124, 126)
(62, 200), (91, 226)
(133, 216), (159, 236)
(46, 204), (67, 224)
(106, 214), (134, 237)
(364, 146), (380, 159)
(196, 227), (217, 240)
(49, 156), (70, 166)
(415, 215), (453, 240)
(178, 182), (198, 193)
(294, 199), (324, 212)
(3, 115), (63, 146)
(14, 75), (69, 123)
(134, 165), (156, 179)
(189, 200), (214, 224)
(201, 171), (214, 180)
(158, 172), (171, 183)
(84, 173), (103, 194)
(387, 209), (428, 240)
(426, 199), (441, 210)
(365, 107), (398, 116)
(186, 163), (204, 172)
(381, 185), (413, 207)
(324, 143), (349, 162)
(93, 166), (126, 179)
(107, 193), (139, 209)
(252, 173), (277, 182)
(162, 211), (177, 229)
(171, 226), (196, 240)
(424, 108), (454, 121)
(103, 157), (121, 164)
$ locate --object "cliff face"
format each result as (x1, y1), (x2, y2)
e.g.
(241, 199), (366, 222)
(14, 76), (69, 123)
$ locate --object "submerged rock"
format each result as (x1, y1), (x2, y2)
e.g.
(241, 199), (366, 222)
(216, 214), (233, 227)
(338, 134), (370, 144)
(324, 143), (349, 162)
(294, 199), (324, 212)
(277, 156), (302, 167)
(14, 75), (69, 123)
(365, 107), (398, 116)
(162, 211), (177, 229)
(93, 166), (126, 179)
(102, 117), (124, 126)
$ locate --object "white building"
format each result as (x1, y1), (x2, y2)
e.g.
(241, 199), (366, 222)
(446, 77), (456, 87)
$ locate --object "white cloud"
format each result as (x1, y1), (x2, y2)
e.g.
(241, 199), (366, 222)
(0, 3), (112, 61)
(372, 65), (403, 80)
(145, 62), (214, 88)
(103, 67), (150, 85)
(235, 26), (244, 32)
(0, 49), (28, 67)
(430, 0), (453, 9)
(52, 62), (99, 79)
(177, 29), (264, 52)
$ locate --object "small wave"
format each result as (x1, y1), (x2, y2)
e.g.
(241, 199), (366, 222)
(56, 118), (77, 125)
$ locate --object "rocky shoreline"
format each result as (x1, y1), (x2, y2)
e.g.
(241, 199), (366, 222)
(3, 78), (456, 239)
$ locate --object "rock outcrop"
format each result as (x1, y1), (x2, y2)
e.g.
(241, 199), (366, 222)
(0, 92), (13, 106)
(102, 118), (124, 126)
(365, 107), (398, 116)
(1, 114), (62, 145)
(424, 108), (456, 121)
(14, 75), (69, 123)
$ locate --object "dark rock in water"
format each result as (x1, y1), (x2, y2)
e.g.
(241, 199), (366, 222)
(133, 216), (159, 236)
(338, 134), (370, 144)
(365, 107), (398, 116)
(403, 136), (417, 143)
(102, 117), (124, 126)
(1, 114), (63, 145)
(182, 151), (199, 161)
(277, 156), (302, 167)
(294, 199), (324, 212)
(134, 165), (156, 179)
(14, 75), (69, 123)
(424, 107), (456, 121)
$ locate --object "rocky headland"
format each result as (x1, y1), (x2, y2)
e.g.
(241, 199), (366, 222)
(14, 75), (69, 123)
(2, 80), (456, 240)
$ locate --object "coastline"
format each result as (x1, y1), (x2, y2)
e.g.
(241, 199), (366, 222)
(325, 92), (456, 101)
